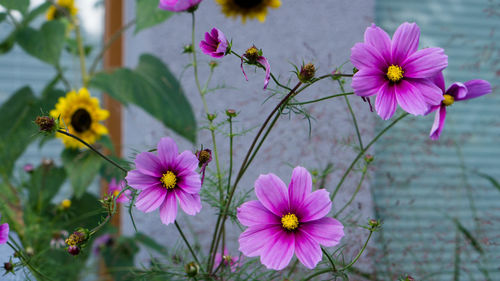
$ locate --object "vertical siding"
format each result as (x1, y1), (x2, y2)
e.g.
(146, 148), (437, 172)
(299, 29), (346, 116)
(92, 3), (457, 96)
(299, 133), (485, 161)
(374, 0), (500, 280)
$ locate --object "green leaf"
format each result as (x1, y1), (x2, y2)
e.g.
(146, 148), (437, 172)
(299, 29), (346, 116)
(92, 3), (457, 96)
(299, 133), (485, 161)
(476, 172), (500, 193)
(0, 87), (38, 176)
(102, 236), (139, 281)
(0, 12), (6, 23)
(22, 2), (51, 24)
(90, 54), (197, 143)
(16, 20), (66, 65)
(0, 31), (16, 55)
(135, 232), (168, 256)
(135, 0), (173, 34)
(62, 149), (104, 198)
(0, 0), (29, 14)
(27, 165), (66, 210)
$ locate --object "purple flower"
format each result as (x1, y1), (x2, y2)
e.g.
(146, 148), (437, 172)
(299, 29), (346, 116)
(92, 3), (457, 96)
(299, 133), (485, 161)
(108, 178), (131, 204)
(213, 248), (239, 272)
(92, 234), (113, 255)
(0, 214), (9, 245)
(241, 46), (271, 90)
(23, 164), (34, 173)
(351, 22), (448, 120)
(237, 166), (344, 270)
(158, 0), (202, 12)
(200, 28), (229, 58)
(428, 73), (491, 140)
(125, 137), (202, 225)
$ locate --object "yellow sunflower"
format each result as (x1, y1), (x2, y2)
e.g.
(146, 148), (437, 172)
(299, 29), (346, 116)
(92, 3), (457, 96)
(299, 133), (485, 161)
(46, 0), (78, 21)
(50, 88), (109, 149)
(216, 0), (281, 23)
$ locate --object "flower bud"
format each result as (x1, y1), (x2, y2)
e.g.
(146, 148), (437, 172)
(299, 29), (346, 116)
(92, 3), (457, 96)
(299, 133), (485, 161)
(369, 219), (381, 229)
(182, 44), (193, 54)
(35, 116), (57, 133)
(26, 247), (35, 257)
(3, 262), (13, 272)
(23, 164), (34, 173)
(353, 67), (359, 74)
(184, 261), (199, 277)
(207, 113), (217, 122)
(225, 109), (237, 118)
(209, 61), (219, 69)
(364, 154), (374, 164)
(68, 245), (80, 256)
(298, 63), (316, 83)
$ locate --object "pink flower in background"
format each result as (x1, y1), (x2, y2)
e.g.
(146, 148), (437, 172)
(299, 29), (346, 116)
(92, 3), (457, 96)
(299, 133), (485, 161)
(428, 73), (491, 140)
(200, 28), (229, 58)
(213, 248), (239, 272)
(23, 163), (34, 173)
(108, 178), (131, 204)
(237, 166), (344, 270)
(92, 234), (113, 255)
(241, 46), (271, 90)
(351, 22), (448, 119)
(158, 0), (202, 12)
(125, 137), (202, 225)
(0, 213), (9, 244)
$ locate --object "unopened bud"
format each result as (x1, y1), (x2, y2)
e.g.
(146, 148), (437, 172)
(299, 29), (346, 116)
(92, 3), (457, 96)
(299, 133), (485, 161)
(3, 262), (13, 272)
(364, 154), (374, 163)
(225, 109), (237, 118)
(369, 219), (381, 229)
(353, 67), (359, 74)
(60, 199), (71, 210)
(184, 261), (199, 277)
(207, 113), (217, 122)
(298, 63), (316, 83)
(209, 61), (219, 69)
(68, 245), (80, 256)
(196, 149), (212, 168)
(182, 44), (193, 54)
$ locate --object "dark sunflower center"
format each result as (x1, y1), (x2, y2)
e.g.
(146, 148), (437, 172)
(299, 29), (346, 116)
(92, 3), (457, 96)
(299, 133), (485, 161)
(233, 0), (263, 9)
(71, 108), (92, 133)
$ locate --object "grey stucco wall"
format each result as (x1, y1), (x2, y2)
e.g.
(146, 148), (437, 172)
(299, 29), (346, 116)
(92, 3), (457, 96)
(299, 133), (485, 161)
(122, 0), (376, 272)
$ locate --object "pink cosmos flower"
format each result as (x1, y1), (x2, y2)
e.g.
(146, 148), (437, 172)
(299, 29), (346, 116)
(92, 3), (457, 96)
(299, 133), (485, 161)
(428, 73), (491, 140)
(351, 22), (448, 120)
(237, 166), (344, 270)
(200, 28), (229, 58)
(213, 248), (239, 272)
(158, 0), (202, 12)
(108, 178), (131, 204)
(241, 46), (271, 90)
(125, 137), (202, 225)
(0, 213), (9, 244)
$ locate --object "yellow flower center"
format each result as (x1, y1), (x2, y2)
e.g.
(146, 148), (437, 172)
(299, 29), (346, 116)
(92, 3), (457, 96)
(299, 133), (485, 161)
(281, 213), (299, 231)
(442, 94), (454, 106)
(61, 199), (71, 209)
(386, 65), (404, 82)
(160, 171), (177, 189)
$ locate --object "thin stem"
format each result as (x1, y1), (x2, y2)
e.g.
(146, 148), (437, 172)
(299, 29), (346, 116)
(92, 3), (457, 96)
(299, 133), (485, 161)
(340, 229), (374, 270)
(175, 221), (201, 267)
(288, 92), (354, 106)
(207, 214), (222, 272)
(300, 268), (333, 281)
(89, 19), (136, 76)
(322, 247), (337, 272)
(340, 81), (363, 150)
(227, 116), (234, 193)
(6, 10), (20, 28)
(331, 112), (409, 201)
(7, 242), (54, 281)
(334, 165), (368, 217)
(56, 130), (127, 173)
(74, 19), (88, 86)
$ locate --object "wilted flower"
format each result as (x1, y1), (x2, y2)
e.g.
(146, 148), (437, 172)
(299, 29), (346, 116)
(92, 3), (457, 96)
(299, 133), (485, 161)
(238, 166), (344, 270)
(241, 46), (271, 90)
(108, 178), (131, 204)
(0, 213), (9, 245)
(125, 137), (202, 225)
(158, 0), (202, 12)
(428, 73), (491, 140)
(68, 245), (80, 256)
(195, 148), (212, 185)
(200, 28), (229, 58)
(3, 261), (13, 273)
(35, 116), (57, 133)
(213, 248), (239, 272)
(351, 23), (448, 119)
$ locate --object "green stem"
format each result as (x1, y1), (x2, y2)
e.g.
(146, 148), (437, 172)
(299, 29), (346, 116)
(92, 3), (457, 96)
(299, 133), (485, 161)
(7, 242), (55, 281)
(322, 247), (337, 272)
(331, 112), (409, 201)
(341, 229), (374, 270)
(88, 19), (136, 76)
(339, 78), (363, 150)
(74, 19), (88, 86)
(288, 92), (354, 106)
(300, 268), (333, 281)
(175, 221), (202, 268)
(334, 165), (368, 217)
(227, 116), (234, 193)
(56, 130), (127, 173)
